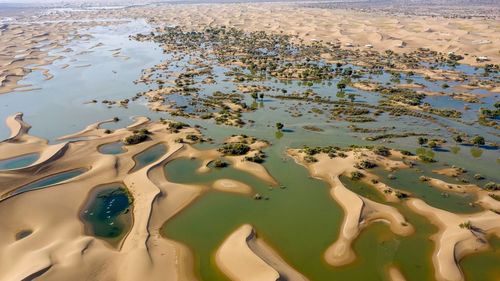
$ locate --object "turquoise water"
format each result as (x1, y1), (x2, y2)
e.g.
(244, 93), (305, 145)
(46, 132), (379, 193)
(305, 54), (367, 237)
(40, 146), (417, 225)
(80, 184), (132, 246)
(129, 143), (167, 173)
(98, 141), (125, 155)
(0, 153), (39, 170)
(4, 168), (87, 198)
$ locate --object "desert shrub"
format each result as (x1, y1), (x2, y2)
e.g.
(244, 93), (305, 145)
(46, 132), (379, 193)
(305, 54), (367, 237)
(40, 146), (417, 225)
(373, 146), (391, 156)
(218, 143), (250, 155)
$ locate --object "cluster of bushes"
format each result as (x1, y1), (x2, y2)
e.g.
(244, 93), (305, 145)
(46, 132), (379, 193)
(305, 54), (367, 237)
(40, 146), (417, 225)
(483, 182), (499, 191)
(428, 108), (462, 118)
(245, 152), (266, 163)
(169, 122), (189, 132)
(419, 154), (435, 163)
(350, 171), (364, 180)
(301, 146), (338, 156)
(366, 132), (425, 141)
(372, 146), (391, 157)
(304, 155), (318, 163)
(394, 191), (409, 199)
(377, 86), (425, 106)
(218, 143), (251, 155)
(185, 134), (199, 141)
(459, 221), (473, 230)
(123, 129), (150, 145)
(355, 160), (377, 169)
(213, 159), (228, 168)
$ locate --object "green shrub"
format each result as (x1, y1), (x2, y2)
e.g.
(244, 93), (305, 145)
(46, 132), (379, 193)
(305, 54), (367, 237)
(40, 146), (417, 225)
(214, 159), (228, 168)
(218, 143), (250, 155)
(350, 171), (364, 180)
(373, 146), (391, 156)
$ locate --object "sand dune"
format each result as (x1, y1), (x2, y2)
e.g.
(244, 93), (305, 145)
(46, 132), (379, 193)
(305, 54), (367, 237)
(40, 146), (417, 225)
(212, 179), (252, 194)
(216, 224), (309, 281)
(408, 199), (500, 281)
(124, 3), (499, 66)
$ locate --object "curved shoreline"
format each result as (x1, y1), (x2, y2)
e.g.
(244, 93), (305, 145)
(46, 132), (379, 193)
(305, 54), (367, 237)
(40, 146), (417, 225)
(407, 198), (500, 281)
(287, 148), (414, 267)
(216, 224), (309, 281)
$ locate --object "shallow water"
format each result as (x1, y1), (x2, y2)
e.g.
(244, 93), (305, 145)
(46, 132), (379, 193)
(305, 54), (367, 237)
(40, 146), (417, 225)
(0, 153), (39, 170)
(98, 141), (125, 155)
(80, 184), (132, 246)
(162, 147), (441, 281)
(5, 168), (87, 198)
(129, 143), (167, 173)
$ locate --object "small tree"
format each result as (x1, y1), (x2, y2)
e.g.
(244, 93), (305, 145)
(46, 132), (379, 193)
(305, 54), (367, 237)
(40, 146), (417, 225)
(418, 137), (428, 146)
(453, 135), (462, 143)
(428, 140), (438, 149)
(259, 93), (264, 100)
(337, 82), (346, 91)
(471, 135), (485, 146)
(251, 92), (258, 100)
(276, 122), (284, 131)
(347, 93), (356, 102)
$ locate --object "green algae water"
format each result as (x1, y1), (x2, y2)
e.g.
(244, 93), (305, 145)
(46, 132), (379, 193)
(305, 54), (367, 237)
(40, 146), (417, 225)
(461, 237), (500, 281)
(371, 167), (481, 214)
(80, 184), (133, 247)
(162, 146), (441, 281)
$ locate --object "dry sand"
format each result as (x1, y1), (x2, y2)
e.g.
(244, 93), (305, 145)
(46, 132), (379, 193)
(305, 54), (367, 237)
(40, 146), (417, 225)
(212, 179), (252, 195)
(132, 3), (499, 66)
(216, 224), (308, 281)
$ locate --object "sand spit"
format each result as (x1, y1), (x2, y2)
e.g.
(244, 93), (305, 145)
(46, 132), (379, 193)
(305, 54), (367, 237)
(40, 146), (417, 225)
(227, 155), (278, 186)
(325, 176), (414, 266)
(288, 149), (414, 266)
(5, 112), (31, 140)
(426, 177), (480, 194)
(421, 177), (500, 212)
(388, 265), (407, 281)
(212, 179), (252, 194)
(407, 199), (500, 281)
(216, 224), (309, 281)
(58, 118), (117, 140)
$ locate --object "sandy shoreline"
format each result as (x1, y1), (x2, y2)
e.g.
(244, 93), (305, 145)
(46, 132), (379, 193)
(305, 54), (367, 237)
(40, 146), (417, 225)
(407, 198), (500, 281)
(216, 224), (308, 281)
(287, 148), (414, 266)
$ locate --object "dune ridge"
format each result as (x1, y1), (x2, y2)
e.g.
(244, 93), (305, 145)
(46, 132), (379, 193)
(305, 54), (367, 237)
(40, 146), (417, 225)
(408, 198), (500, 281)
(216, 224), (309, 281)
